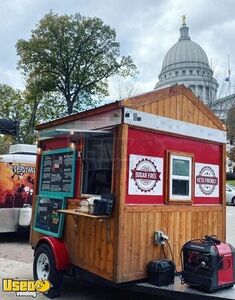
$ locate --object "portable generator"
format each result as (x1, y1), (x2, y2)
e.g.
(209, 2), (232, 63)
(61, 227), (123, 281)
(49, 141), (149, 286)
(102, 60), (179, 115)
(181, 236), (235, 292)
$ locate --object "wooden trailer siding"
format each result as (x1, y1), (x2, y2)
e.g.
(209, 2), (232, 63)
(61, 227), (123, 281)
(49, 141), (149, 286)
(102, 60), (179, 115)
(114, 124), (129, 281)
(136, 94), (217, 129)
(63, 210), (115, 280)
(126, 87), (224, 131)
(119, 205), (224, 282)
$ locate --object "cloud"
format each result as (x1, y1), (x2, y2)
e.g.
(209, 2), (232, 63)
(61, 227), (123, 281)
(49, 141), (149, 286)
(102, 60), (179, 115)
(0, 0), (234, 96)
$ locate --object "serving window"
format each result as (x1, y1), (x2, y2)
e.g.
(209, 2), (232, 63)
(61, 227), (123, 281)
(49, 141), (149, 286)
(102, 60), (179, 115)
(81, 133), (114, 195)
(168, 152), (193, 202)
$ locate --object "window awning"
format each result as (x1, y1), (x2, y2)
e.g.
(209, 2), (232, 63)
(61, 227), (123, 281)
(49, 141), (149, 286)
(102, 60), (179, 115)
(39, 128), (111, 140)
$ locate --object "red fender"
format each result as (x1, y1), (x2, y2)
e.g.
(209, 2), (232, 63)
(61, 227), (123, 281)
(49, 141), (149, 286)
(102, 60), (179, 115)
(35, 237), (70, 270)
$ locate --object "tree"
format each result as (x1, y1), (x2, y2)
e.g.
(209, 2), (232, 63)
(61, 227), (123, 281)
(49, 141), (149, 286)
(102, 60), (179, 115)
(0, 84), (23, 143)
(0, 135), (13, 155)
(0, 82), (65, 145)
(0, 84), (22, 121)
(16, 11), (137, 115)
(109, 76), (141, 100)
(226, 105), (235, 143)
(226, 105), (235, 171)
(20, 74), (67, 143)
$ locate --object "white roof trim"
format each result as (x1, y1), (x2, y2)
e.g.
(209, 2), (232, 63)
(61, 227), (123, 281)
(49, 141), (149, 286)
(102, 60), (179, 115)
(124, 108), (226, 144)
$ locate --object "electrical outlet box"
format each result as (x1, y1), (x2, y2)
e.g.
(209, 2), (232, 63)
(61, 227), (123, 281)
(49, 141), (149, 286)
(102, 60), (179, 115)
(154, 231), (168, 245)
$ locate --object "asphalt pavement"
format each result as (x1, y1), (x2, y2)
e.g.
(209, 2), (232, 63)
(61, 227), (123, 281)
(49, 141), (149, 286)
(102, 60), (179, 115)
(0, 206), (235, 300)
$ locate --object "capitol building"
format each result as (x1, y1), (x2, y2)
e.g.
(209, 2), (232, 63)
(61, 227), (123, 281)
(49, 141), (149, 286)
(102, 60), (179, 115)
(154, 17), (235, 119)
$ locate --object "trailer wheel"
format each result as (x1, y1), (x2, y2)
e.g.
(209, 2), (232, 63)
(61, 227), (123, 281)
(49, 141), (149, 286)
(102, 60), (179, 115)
(33, 243), (63, 299)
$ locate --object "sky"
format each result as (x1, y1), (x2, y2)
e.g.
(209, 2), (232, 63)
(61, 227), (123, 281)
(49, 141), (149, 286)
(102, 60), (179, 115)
(0, 0), (235, 99)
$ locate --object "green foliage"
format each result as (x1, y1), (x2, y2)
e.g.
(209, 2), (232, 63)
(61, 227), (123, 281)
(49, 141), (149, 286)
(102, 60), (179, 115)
(226, 106), (235, 168)
(0, 84), (23, 143)
(227, 180), (235, 186)
(19, 75), (67, 143)
(226, 106), (235, 143)
(0, 135), (14, 155)
(16, 11), (137, 115)
(0, 82), (65, 144)
(0, 84), (22, 122)
(0, 11), (137, 149)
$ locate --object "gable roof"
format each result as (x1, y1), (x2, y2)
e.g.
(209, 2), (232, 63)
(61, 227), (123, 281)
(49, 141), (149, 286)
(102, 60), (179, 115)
(119, 85), (225, 130)
(36, 85), (225, 131)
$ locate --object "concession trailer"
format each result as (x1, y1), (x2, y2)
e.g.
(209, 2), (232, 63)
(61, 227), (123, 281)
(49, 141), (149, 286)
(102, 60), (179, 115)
(30, 85), (227, 297)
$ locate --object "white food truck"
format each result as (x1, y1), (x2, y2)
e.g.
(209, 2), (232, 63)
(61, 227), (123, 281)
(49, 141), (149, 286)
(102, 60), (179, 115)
(0, 144), (36, 232)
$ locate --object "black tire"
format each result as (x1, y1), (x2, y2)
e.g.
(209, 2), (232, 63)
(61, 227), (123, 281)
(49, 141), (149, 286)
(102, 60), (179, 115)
(232, 197), (235, 206)
(33, 243), (64, 299)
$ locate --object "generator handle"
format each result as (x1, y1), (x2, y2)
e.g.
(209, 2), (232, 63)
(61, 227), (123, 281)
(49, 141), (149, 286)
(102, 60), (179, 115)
(205, 235), (221, 244)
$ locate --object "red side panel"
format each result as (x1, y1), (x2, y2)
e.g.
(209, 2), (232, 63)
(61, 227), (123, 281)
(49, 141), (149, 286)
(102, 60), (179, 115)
(36, 237), (70, 270)
(217, 243), (234, 286)
(126, 128), (222, 205)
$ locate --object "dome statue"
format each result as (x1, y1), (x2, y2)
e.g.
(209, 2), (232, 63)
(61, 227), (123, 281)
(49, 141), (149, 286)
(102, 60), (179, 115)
(155, 17), (218, 105)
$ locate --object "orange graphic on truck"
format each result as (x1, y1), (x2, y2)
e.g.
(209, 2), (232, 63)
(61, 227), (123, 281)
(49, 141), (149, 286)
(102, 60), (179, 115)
(0, 162), (35, 208)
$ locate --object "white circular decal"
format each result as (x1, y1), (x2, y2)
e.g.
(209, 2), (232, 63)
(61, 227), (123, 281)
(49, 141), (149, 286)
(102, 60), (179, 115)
(131, 158), (161, 192)
(196, 166), (218, 195)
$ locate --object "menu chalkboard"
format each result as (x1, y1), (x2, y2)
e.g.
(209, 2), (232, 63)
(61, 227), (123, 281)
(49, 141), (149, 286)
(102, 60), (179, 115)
(40, 148), (76, 197)
(33, 195), (65, 237)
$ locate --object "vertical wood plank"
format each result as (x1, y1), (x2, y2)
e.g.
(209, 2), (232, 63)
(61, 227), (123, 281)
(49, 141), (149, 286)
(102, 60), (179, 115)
(144, 104), (151, 113)
(182, 96), (188, 122)
(165, 211), (174, 259)
(115, 124), (129, 281)
(191, 212), (198, 239)
(99, 221), (107, 271)
(158, 99), (164, 117)
(185, 211), (192, 242)
(202, 211), (208, 238)
(94, 220), (102, 269)
(170, 96), (177, 119)
(139, 212), (148, 271)
(197, 211), (203, 238)
(176, 94), (182, 120)
(146, 212), (155, 263)
(193, 104), (199, 124)
(173, 211), (180, 267)
(187, 99), (194, 123)
(83, 217), (91, 265)
(153, 212), (162, 259)
(123, 213), (133, 274)
(164, 99), (171, 118)
(131, 213), (141, 272)
(151, 101), (159, 115)
(180, 211), (186, 244)
(89, 219), (96, 265)
(106, 219), (114, 275)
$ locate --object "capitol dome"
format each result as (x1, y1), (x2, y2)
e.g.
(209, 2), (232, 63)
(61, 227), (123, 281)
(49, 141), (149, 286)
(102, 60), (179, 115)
(155, 19), (218, 105)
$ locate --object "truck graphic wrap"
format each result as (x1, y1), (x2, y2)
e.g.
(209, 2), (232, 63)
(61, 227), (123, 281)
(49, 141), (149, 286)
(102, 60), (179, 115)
(0, 162), (35, 208)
